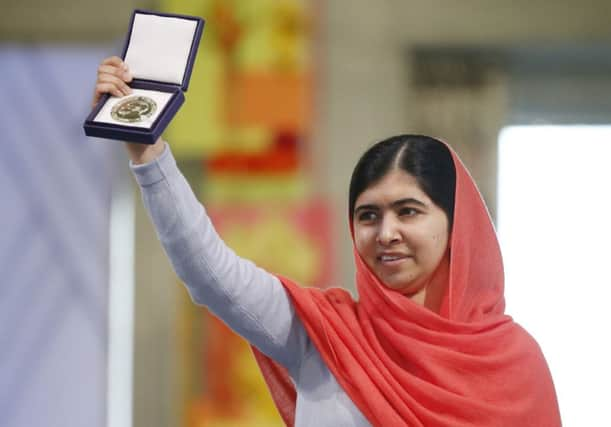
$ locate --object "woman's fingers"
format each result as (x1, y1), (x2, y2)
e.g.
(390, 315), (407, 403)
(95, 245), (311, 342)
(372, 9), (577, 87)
(92, 79), (130, 107)
(97, 64), (133, 83)
(92, 82), (123, 107)
(92, 56), (134, 107)
(95, 82), (124, 99)
(101, 56), (128, 70)
(101, 56), (122, 65)
(98, 73), (132, 96)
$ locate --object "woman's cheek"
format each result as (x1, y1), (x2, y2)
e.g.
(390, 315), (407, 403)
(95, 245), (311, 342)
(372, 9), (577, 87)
(354, 229), (368, 254)
(356, 228), (377, 260)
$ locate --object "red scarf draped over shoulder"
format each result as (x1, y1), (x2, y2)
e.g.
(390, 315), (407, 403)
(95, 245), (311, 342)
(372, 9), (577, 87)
(252, 142), (561, 426)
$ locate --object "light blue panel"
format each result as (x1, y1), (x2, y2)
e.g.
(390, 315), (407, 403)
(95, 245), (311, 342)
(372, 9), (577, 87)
(0, 45), (120, 427)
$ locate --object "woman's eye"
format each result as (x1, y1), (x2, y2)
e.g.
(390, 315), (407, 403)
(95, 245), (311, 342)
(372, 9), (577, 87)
(399, 207), (418, 217)
(357, 211), (377, 222)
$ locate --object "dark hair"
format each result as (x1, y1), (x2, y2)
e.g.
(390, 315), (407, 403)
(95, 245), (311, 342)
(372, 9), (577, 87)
(349, 135), (456, 226)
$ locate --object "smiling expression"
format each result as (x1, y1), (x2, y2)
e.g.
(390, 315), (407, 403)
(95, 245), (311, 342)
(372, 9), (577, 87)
(353, 168), (451, 297)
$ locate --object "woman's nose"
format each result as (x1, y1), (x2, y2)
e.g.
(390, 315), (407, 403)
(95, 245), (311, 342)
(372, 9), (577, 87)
(376, 215), (401, 246)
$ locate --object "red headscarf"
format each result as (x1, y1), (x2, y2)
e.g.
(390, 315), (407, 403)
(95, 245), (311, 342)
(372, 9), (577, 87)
(252, 141), (561, 426)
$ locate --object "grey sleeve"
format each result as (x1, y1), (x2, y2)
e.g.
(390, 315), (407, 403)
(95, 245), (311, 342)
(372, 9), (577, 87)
(130, 144), (309, 374)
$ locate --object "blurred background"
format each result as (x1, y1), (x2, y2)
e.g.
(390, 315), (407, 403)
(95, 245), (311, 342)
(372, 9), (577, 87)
(2, 1), (611, 426)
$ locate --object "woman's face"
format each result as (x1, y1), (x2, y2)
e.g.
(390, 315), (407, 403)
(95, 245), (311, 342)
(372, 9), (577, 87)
(353, 168), (450, 296)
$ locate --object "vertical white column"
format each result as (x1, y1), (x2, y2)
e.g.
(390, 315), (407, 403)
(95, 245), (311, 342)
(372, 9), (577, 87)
(107, 166), (135, 427)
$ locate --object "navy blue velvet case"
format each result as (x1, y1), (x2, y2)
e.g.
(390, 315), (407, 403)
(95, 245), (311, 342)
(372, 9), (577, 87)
(83, 9), (204, 144)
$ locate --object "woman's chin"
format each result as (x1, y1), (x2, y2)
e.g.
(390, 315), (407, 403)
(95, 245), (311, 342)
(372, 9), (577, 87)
(379, 274), (424, 296)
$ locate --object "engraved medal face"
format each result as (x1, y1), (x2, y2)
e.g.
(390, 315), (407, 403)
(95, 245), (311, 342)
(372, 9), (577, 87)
(111, 95), (157, 123)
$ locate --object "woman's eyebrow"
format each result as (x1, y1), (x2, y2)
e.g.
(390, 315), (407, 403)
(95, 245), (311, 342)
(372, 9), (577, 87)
(355, 198), (426, 214)
(354, 204), (379, 214)
(391, 198), (426, 208)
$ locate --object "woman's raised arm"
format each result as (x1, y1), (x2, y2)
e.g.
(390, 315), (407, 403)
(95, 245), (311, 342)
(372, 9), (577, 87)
(92, 57), (310, 374)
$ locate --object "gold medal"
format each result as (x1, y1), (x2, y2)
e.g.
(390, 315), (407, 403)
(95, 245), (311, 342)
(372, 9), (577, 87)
(111, 95), (157, 123)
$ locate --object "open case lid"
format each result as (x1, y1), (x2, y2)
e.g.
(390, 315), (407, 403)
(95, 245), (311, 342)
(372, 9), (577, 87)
(121, 9), (204, 91)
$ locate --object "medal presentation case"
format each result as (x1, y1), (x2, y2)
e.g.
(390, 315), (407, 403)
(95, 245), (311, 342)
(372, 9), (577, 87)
(83, 9), (204, 144)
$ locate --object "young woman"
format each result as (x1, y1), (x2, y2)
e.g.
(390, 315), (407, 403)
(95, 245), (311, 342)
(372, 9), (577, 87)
(93, 56), (561, 426)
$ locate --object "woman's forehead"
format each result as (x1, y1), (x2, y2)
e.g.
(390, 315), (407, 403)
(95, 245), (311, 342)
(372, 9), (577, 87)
(355, 169), (430, 205)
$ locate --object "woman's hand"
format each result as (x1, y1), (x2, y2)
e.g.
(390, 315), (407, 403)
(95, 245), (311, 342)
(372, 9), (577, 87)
(93, 56), (165, 164)
(92, 56), (133, 108)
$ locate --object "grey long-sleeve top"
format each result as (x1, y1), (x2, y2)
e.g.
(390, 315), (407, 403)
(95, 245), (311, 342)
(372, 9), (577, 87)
(131, 144), (371, 427)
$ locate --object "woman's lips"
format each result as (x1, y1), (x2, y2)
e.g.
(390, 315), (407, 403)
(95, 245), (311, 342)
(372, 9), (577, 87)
(377, 254), (411, 265)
